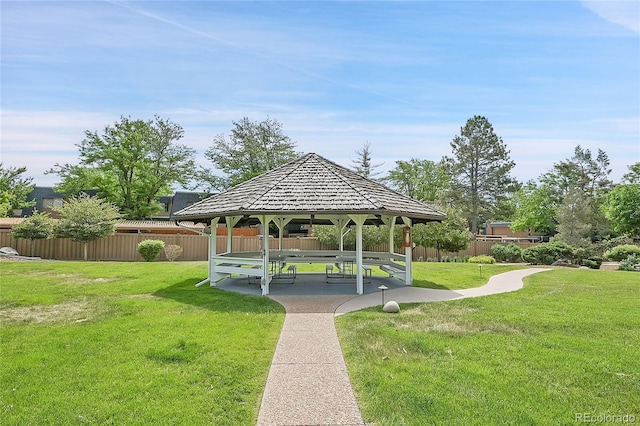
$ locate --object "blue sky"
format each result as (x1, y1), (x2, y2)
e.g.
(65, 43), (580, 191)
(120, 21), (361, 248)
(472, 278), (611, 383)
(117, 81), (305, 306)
(2, 0), (639, 188)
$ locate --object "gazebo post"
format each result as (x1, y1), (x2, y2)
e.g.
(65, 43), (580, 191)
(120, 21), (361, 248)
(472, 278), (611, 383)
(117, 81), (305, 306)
(273, 217), (292, 251)
(402, 216), (413, 285)
(381, 215), (397, 255)
(225, 216), (241, 253)
(330, 218), (350, 253)
(207, 217), (221, 287)
(260, 215), (275, 296)
(349, 214), (367, 295)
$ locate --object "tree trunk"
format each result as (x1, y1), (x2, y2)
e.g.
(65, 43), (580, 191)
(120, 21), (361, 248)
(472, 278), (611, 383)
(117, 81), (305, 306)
(83, 242), (88, 261)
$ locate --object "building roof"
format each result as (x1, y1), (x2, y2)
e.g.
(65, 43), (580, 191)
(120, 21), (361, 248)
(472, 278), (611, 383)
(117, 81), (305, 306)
(173, 153), (446, 225)
(1, 218), (205, 233)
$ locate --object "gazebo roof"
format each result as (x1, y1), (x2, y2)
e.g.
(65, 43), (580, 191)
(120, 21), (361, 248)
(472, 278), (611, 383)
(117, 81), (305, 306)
(173, 153), (446, 225)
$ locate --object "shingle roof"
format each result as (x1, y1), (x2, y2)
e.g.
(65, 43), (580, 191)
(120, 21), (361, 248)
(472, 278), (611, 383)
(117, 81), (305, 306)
(173, 153), (446, 225)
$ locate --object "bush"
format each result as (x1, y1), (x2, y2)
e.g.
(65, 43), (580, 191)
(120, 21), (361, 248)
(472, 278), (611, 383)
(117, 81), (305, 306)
(522, 242), (576, 265)
(604, 245), (640, 262)
(618, 254), (640, 272)
(581, 256), (603, 270)
(490, 244), (523, 262)
(468, 255), (495, 264)
(164, 244), (183, 261)
(137, 240), (165, 262)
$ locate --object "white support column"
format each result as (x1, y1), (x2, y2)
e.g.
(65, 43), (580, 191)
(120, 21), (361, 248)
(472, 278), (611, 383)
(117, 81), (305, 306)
(225, 216), (242, 254)
(208, 218), (221, 286)
(402, 216), (413, 286)
(348, 214), (368, 295)
(180, 218), (221, 288)
(273, 217), (293, 251)
(330, 218), (350, 253)
(260, 215), (275, 296)
(381, 215), (397, 255)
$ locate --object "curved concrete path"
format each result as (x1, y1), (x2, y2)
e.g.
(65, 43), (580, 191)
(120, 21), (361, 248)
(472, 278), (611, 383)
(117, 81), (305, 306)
(257, 268), (550, 425)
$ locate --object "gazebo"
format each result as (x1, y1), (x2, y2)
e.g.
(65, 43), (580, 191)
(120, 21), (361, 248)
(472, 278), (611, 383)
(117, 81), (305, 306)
(173, 153), (446, 295)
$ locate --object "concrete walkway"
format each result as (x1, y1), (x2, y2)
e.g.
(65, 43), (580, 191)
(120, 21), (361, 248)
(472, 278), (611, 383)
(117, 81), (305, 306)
(256, 268), (550, 425)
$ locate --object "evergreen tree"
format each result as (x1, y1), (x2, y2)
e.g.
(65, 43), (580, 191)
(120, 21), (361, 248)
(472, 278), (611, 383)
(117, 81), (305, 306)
(442, 115), (517, 234)
(351, 142), (383, 178)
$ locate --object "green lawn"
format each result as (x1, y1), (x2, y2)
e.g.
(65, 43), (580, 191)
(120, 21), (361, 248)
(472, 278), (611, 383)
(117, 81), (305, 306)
(4, 261), (637, 425)
(292, 261), (529, 290)
(0, 261), (284, 425)
(336, 268), (640, 425)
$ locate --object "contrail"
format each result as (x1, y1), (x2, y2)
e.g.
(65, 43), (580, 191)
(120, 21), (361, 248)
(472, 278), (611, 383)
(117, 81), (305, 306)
(105, 0), (426, 109)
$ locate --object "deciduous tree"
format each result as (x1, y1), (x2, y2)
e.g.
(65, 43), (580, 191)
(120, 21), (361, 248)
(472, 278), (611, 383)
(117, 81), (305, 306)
(11, 210), (55, 257)
(384, 158), (447, 202)
(510, 181), (558, 236)
(412, 207), (472, 260)
(54, 194), (121, 260)
(0, 164), (35, 217)
(201, 117), (299, 189)
(601, 184), (640, 237)
(49, 115), (196, 219)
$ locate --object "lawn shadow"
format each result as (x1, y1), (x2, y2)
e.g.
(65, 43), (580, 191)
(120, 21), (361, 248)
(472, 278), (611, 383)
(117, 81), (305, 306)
(153, 278), (284, 314)
(412, 279), (451, 290)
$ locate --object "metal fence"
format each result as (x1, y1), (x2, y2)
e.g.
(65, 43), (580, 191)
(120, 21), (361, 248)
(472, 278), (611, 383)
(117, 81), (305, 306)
(1, 230), (538, 261)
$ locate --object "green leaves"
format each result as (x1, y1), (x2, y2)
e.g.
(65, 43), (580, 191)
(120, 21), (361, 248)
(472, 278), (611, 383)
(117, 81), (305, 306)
(0, 163), (35, 213)
(49, 116), (196, 219)
(54, 194), (121, 259)
(601, 184), (640, 236)
(203, 117), (300, 189)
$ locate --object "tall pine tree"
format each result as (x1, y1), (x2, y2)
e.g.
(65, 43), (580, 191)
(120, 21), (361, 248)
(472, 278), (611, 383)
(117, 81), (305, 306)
(442, 116), (516, 234)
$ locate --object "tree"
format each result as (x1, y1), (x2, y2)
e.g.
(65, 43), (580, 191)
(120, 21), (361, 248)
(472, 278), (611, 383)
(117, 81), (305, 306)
(601, 184), (640, 236)
(622, 162), (640, 184)
(552, 186), (592, 248)
(442, 116), (517, 234)
(351, 142), (383, 178)
(11, 210), (55, 257)
(541, 145), (612, 238)
(48, 115), (196, 219)
(412, 207), (472, 260)
(201, 117), (300, 189)
(313, 224), (387, 250)
(510, 181), (558, 236)
(384, 158), (448, 202)
(0, 164), (35, 217)
(54, 193), (121, 261)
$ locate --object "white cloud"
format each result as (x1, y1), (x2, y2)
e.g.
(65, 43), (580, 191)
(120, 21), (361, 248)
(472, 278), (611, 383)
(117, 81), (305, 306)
(582, 1), (640, 33)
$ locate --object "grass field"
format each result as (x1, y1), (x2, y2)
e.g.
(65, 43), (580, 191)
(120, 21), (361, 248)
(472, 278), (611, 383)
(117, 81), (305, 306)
(0, 261), (284, 425)
(286, 261), (528, 290)
(336, 268), (640, 425)
(3, 261), (637, 425)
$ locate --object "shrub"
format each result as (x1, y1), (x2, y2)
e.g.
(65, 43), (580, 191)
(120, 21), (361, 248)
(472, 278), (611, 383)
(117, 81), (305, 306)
(581, 256), (603, 270)
(490, 244), (523, 262)
(618, 254), (640, 272)
(522, 242), (576, 265)
(468, 255), (495, 264)
(137, 239), (165, 262)
(604, 245), (640, 262)
(595, 235), (632, 256)
(164, 244), (183, 261)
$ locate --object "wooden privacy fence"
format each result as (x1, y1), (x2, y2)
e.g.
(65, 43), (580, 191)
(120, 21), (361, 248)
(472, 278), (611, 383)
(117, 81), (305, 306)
(0, 230), (537, 261)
